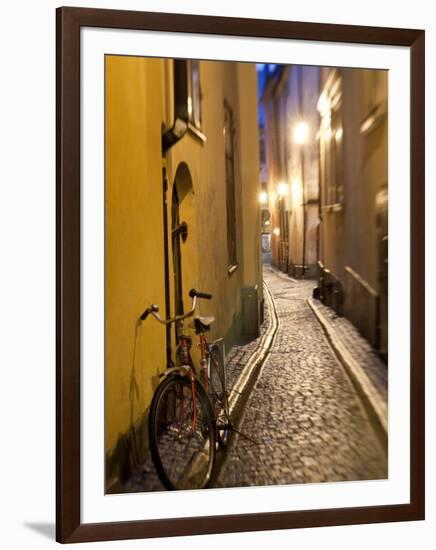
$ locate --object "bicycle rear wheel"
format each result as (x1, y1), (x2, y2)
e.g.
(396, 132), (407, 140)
(208, 345), (230, 448)
(148, 374), (216, 490)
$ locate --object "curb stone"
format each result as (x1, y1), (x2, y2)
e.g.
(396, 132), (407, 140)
(307, 297), (388, 438)
(227, 282), (279, 416)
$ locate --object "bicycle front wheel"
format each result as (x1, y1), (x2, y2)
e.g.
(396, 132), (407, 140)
(148, 374), (216, 490)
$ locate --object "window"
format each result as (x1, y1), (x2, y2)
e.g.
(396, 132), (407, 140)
(318, 72), (344, 208)
(187, 60), (202, 131)
(224, 103), (237, 269)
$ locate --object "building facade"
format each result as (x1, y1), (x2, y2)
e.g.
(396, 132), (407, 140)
(105, 56), (262, 489)
(317, 67), (388, 357)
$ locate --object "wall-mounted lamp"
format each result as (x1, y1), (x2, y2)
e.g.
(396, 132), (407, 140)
(259, 191), (268, 204)
(277, 182), (289, 197)
(293, 121), (309, 144)
(273, 227), (280, 236)
(317, 92), (330, 116)
(323, 127), (332, 141)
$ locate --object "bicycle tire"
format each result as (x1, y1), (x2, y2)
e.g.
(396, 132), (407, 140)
(148, 374), (216, 490)
(209, 345), (230, 448)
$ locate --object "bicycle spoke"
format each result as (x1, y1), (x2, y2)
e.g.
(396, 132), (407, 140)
(150, 376), (215, 490)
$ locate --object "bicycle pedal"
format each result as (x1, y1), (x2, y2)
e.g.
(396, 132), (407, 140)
(217, 422), (233, 431)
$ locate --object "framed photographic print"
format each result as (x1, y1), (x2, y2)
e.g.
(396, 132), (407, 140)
(56, 6), (425, 543)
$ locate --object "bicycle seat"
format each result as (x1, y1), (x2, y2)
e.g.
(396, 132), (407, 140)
(193, 316), (215, 333)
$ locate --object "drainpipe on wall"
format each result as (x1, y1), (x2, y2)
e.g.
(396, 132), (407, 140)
(161, 60), (189, 366)
(162, 60), (190, 154)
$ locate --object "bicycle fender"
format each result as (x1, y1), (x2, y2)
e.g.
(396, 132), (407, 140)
(158, 365), (191, 378)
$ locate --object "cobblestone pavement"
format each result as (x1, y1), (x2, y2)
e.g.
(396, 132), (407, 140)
(213, 266), (387, 488)
(309, 297), (387, 403)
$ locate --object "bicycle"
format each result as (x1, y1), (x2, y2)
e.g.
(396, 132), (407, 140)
(140, 288), (230, 490)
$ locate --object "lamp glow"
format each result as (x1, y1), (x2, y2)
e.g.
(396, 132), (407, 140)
(277, 182), (289, 197)
(324, 127), (332, 140)
(259, 191), (268, 204)
(273, 227), (280, 236)
(293, 121), (309, 144)
(317, 92), (330, 115)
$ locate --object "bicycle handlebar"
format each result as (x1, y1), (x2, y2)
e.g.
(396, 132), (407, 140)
(189, 288), (212, 300)
(140, 289), (212, 324)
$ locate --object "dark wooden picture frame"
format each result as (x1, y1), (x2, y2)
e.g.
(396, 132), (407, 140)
(56, 6), (425, 543)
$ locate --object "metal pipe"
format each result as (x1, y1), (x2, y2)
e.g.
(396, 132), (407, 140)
(161, 60), (190, 365)
(162, 60), (189, 154)
(161, 167), (172, 365)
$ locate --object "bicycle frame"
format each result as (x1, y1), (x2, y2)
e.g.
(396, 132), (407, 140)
(140, 290), (223, 436)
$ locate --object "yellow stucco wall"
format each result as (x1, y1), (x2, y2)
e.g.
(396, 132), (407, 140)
(105, 56), (261, 466)
(105, 56), (167, 454)
(237, 63), (263, 294)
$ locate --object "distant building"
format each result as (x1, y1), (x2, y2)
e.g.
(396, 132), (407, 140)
(261, 64), (388, 359)
(105, 57), (262, 489)
(257, 66), (271, 245)
(262, 64), (320, 277)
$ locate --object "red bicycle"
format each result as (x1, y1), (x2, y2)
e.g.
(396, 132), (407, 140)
(140, 289), (229, 490)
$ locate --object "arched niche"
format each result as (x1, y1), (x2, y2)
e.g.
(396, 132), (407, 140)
(170, 162), (199, 322)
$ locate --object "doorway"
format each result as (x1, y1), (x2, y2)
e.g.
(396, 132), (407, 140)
(170, 163), (198, 343)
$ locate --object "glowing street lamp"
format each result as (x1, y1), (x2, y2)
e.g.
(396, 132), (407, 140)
(259, 191), (268, 204)
(277, 182), (289, 197)
(317, 92), (330, 116)
(293, 121), (309, 144)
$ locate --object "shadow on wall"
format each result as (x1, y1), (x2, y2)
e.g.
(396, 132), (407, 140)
(24, 523), (55, 540)
(105, 319), (160, 491)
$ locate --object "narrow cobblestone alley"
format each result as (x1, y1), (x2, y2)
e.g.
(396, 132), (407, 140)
(116, 264), (387, 494)
(214, 265), (387, 488)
